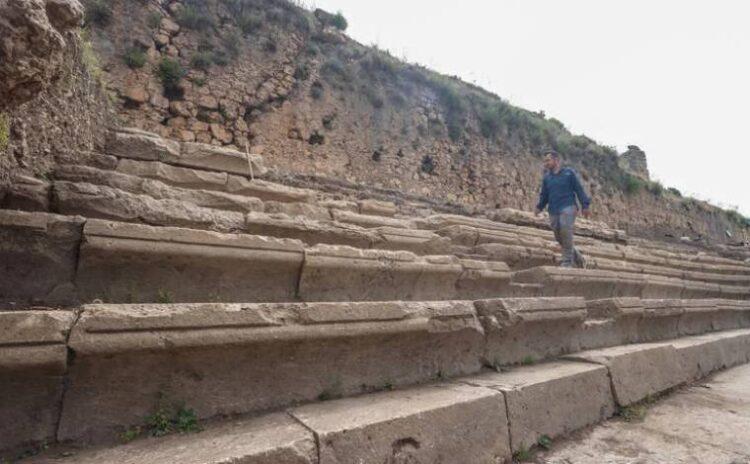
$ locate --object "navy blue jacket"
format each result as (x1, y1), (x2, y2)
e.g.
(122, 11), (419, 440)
(536, 167), (591, 215)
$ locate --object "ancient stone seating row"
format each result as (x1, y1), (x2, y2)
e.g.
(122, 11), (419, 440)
(5, 297), (750, 457)
(5, 210), (749, 307)
(4, 128), (748, 281)
(513, 266), (750, 301)
(0, 210), (516, 306)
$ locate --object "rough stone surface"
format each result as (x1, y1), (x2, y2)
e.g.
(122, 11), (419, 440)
(0, 0), (83, 109)
(299, 245), (463, 301)
(0, 210), (83, 306)
(30, 414), (317, 464)
(58, 300), (484, 444)
(53, 180), (247, 232)
(75, 219), (304, 303)
(476, 297), (587, 365)
(291, 383), (512, 464)
(565, 342), (687, 406)
(0, 310), (76, 454)
(461, 361), (615, 451)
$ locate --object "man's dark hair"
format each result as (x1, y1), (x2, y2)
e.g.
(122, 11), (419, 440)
(544, 149), (560, 159)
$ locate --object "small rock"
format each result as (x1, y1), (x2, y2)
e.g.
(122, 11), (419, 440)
(123, 86), (149, 104)
(198, 95), (219, 110)
(210, 123), (233, 144)
(160, 18), (180, 35)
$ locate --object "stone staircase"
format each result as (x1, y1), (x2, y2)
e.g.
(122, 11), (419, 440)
(2, 128), (750, 463)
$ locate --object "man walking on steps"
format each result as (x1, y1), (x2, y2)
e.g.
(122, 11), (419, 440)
(534, 150), (591, 268)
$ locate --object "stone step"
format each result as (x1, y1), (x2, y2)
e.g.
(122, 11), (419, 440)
(512, 266), (750, 301)
(3, 297), (749, 453)
(3, 210), (748, 307)
(16, 328), (750, 463)
(106, 128), (267, 177)
(444, 222), (750, 277)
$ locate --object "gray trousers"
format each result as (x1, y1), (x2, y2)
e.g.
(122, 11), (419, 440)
(549, 205), (584, 268)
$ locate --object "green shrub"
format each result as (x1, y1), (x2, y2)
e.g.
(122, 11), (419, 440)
(0, 113), (9, 153)
(263, 38), (278, 54)
(331, 11), (348, 30)
(84, 0), (112, 26)
(646, 180), (664, 197)
(177, 5), (215, 31)
(478, 104), (502, 138)
(174, 407), (200, 433)
(238, 12), (262, 35)
(157, 59), (185, 90)
(123, 47), (147, 69)
(624, 174), (644, 195)
(430, 78), (466, 142)
(294, 63), (311, 81)
(220, 31), (241, 60)
(668, 187), (682, 197)
(145, 408), (172, 437)
(310, 81), (324, 99)
(146, 12), (162, 29)
(322, 57), (351, 83)
(190, 51), (213, 71)
(420, 155), (435, 174)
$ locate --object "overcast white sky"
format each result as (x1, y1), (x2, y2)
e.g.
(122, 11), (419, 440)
(305, 0), (749, 216)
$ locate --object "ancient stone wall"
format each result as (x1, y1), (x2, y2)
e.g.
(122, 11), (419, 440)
(0, 0), (112, 186)
(8, 0), (745, 242)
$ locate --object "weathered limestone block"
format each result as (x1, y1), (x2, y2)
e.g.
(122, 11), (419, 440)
(476, 297), (587, 366)
(0, 210), (83, 306)
(226, 175), (316, 203)
(358, 199), (397, 217)
(290, 383), (512, 464)
(456, 259), (512, 299)
(330, 209), (415, 229)
(55, 165), (264, 213)
(565, 342), (686, 406)
(75, 220), (304, 303)
(244, 212), (376, 248)
(580, 297), (644, 349)
(179, 142), (266, 176)
(299, 245), (463, 301)
(1, 174), (50, 211)
(53, 181), (246, 232)
(370, 226), (450, 254)
(474, 243), (556, 269)
(513, 267), (625, 299)
(460, 361), (615, 452)
(106, 129), (180, 161)
(672, 329), (750, 381)
(58, 300), (484, 444)
(116, 159), (229, 190)
(318, 199), (358, 212)
(264, 201), (331, 222)
(46, 414), (317, 464)
(0, 310), (76, 453)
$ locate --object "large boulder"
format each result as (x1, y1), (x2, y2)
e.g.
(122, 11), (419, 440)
(0, 0), (83, 111)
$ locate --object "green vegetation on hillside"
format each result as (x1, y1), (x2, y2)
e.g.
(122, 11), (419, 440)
(0, 113), (9, 153)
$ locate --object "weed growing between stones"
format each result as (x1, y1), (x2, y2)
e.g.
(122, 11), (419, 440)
(521, 355), (536, 366)
(618, 393), (657, 422)
(157, 289), (174, 303)
(0, 113), (9, 153)
(123, 47), (147, 69)
(513, 445), (533, 462)
(537, 434), (552, 450)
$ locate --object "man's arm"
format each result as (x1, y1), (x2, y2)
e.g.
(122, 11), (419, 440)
(571, 170), (591, 216)
(535, 178), (549, 214)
